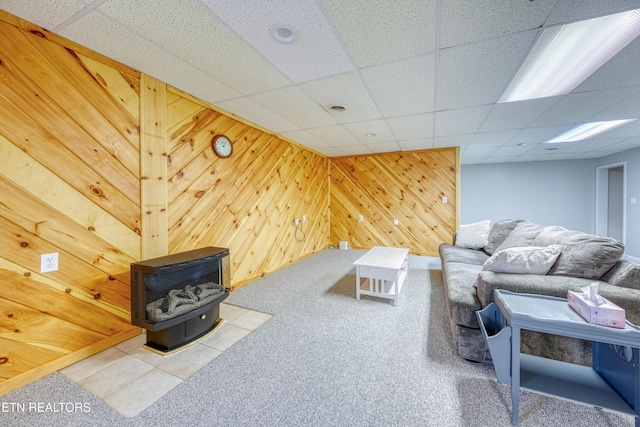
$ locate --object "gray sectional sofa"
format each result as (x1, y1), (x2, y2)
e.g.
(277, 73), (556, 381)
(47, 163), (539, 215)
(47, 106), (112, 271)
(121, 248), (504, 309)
(439, 219), (640, 364)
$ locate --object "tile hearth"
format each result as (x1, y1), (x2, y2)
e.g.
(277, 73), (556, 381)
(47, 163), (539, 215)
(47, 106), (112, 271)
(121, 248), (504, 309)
(59, 303), (271, 418)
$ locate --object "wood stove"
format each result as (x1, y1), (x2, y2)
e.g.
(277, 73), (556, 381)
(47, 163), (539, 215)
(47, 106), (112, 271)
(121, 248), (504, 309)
(130, 247), (230, 353)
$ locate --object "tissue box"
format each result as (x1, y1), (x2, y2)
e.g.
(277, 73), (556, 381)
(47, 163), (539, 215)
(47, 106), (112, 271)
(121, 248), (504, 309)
(568, 290), (626, 328)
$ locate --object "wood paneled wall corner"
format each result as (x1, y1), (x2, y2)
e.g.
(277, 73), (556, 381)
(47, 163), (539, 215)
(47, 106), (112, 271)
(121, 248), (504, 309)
(329, 148), (458, 256)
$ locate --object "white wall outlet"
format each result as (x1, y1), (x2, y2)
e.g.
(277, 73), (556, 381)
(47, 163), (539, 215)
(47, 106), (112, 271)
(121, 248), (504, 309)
(393, 219), (399, 226)
(302, 214), (307, 222)
(41, 253), (58, 273)
(358, 214), (363, 222)
(442, 196), (448, 204)
(631, 197), (637, 205)
(294, 218), (299, 226)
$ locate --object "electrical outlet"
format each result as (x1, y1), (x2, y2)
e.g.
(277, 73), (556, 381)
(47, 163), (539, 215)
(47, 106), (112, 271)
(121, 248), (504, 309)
(294, 218), (300, 226)
(393, 219), (399, 226)
(302, 215), (307, 222)
(358, 214), (363, 222)
(442, 196), (448, 204)
(41, 253), (58, 273)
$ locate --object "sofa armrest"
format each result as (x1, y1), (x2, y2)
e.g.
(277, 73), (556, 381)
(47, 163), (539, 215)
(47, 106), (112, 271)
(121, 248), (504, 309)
(476, 271), (640, 325)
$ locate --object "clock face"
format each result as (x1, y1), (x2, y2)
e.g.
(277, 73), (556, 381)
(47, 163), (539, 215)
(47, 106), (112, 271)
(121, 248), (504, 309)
(212, 135), (233, 158)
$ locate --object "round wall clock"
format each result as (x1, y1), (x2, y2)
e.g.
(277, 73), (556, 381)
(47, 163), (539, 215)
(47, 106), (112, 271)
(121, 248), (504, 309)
(212, 135), (233, 158)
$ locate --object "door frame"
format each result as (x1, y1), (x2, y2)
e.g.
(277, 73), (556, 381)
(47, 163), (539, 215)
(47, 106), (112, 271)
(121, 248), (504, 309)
(595, 161), (626, 246)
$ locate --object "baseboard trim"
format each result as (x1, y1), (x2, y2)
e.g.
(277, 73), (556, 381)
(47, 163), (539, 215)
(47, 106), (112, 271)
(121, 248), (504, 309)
(622, 254), (640, 263)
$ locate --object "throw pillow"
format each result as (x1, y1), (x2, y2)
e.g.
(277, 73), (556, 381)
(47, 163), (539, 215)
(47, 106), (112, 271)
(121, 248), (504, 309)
(454, 220), (491, 249)
(494, 221), (545, 252)
(600, 261), (640, 290)
(533, 226), (624, 280)
(481, 245), (562, 275)
(484, 219), (524, 255)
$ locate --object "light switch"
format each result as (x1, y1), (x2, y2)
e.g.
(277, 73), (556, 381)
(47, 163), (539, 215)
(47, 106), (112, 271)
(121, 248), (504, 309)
(442, 197), (448, 204)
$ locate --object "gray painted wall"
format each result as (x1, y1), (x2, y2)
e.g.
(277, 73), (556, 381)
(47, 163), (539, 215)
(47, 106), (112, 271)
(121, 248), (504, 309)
(598, 147), (640, 260)
(460, 159), (596, 232)
(460, 149), (640, 259)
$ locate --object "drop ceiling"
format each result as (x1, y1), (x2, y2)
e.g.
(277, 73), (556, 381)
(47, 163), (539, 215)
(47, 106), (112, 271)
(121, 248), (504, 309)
(3, 0), (640, 164)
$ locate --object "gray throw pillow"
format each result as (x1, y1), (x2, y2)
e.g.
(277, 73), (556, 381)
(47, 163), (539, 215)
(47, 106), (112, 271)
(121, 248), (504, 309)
(484, 219), (524, 255)
(601, 261), (640, 290)
(454, 220), (491, 249)
(494, 222), (545, 252)
(533, 226), (624, 280)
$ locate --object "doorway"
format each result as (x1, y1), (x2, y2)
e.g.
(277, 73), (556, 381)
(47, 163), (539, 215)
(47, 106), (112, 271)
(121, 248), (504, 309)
(595, 162), (626, 244)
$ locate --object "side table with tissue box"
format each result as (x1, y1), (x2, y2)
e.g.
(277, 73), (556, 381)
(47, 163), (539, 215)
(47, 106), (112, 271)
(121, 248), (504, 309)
(477, 289), (640, 426)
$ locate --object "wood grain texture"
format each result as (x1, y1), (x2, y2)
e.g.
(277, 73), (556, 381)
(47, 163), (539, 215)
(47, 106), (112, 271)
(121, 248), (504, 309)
(0, 15), (141, 394)
(329, 149), (459, 256)
(166, 87), (330, 287)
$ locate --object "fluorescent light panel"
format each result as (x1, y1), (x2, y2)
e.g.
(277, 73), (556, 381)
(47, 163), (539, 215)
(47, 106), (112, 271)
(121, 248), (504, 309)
(500, 9), (640, 103)
(546, 119), (637, 143)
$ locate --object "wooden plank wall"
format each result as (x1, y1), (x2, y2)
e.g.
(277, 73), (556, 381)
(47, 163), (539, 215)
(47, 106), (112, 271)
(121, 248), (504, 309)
(0, 14), (142, 394)
(165, 88), (330, 287)
(0, 11), (330, 394)
(329, 149), (459, 256)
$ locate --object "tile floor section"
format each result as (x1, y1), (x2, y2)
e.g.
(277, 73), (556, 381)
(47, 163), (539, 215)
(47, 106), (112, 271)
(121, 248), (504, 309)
(59, 303), (271, 418)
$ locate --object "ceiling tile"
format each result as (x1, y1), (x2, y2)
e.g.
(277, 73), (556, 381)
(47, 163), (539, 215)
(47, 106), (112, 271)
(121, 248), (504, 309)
(398, 138), (435, 151)
(343, 120), (394, 143)
(319, 0), (437, 67)
(435, 105), (492, 137)
(360, 54), (436, 116)
(306, 125), (363, 147)
(440, 0), (556, 48)
(366, 142), (402, 153)
(280, 130), (331, 150)
(336, 144), (372, 156)
(298, 72), (382, 123)
(479, 97), (560, 132)
(467, 130), (520, 148)
(530, 87), (635, 127)
(202, 0), (353, 83)
(249, 86), (337, 129)
(0, 0), (85, 29)
(95, 0), (291, 95)
(589, 88), (640, 121)
(545, 0), (640, 26)
(434, 134), (474, 149)
(386, 113), (434, 141)
(216, 97), (300, 133)
(436, 31), (536, 110)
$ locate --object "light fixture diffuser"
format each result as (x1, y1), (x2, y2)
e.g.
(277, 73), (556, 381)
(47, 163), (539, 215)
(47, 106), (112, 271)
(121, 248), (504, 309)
(500, 9), (640, 103)
(546, 119), (637, 143)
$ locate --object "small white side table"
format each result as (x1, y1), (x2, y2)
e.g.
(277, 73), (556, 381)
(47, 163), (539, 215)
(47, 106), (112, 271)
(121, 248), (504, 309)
(353, 246), (409, 306)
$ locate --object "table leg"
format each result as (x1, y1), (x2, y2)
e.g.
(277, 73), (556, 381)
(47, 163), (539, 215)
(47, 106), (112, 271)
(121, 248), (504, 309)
(511, 326), (521, 426)
(356, 266), (361, 300)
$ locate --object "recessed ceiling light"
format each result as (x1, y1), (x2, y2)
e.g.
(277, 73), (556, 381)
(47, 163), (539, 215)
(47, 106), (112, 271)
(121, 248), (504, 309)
(270, 24), (299, 44)
(365, 133), (376, 138)
(546, 119), (637, 143)
(499, 8), (640, 103)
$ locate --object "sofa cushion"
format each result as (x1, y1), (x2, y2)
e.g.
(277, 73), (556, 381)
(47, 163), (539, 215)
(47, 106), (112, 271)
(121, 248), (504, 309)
(454, 220), (491, 249)
(494, 221), (545, 252)
(439, 243), (490, 266)
(533, 226), (624, 280)
(484, 219), (524, 255)
(601, 261), (640, 290)
(481, 245), (562, 275)
(442, 262), (482, 328)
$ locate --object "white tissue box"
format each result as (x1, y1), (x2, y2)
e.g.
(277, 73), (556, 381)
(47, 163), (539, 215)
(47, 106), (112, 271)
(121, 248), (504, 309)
(568, 290), (626, 329)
